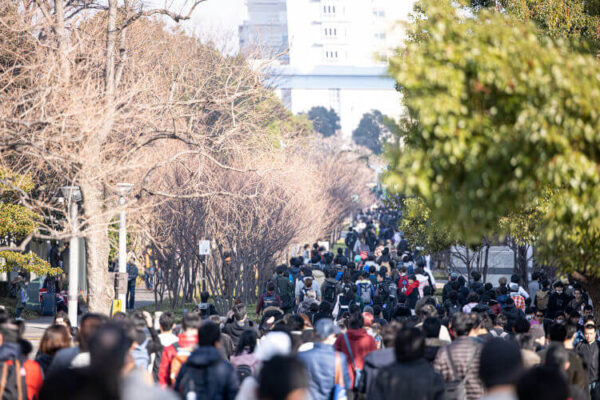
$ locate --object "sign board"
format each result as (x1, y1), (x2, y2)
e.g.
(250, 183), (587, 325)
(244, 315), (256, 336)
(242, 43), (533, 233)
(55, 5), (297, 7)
(317, 241), (330, 252)
(112, 299), (123, 316)
(198, 240), (211, 256)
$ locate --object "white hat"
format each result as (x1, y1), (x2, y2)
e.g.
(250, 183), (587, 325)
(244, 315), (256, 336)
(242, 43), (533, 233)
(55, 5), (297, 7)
(254, 332), (291, 361)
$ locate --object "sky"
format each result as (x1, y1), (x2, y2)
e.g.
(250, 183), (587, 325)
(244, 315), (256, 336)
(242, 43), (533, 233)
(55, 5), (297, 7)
(145, 0), (247, 52)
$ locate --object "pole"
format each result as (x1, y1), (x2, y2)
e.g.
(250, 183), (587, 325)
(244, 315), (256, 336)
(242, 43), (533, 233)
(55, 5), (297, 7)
(68, 202), (79, 327)
(118, 205), (127, 309)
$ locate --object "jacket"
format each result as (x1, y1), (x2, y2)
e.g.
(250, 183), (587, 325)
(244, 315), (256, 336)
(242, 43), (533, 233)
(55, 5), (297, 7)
(424, 338), (448, 363)
(223, 319), (258, 347)
(363, 348), (395, 395)
(174, 346), (238, 400)
(548, 292), (572, 318)
(367, 359), (445, 400)
(433, 336), (484, 400)
(255, 291), (281, 314)
(157, 331), (198, 387)
(576, 340), (600, 383)
(298, 343), (351, 400)
(334, 328), (377, 388)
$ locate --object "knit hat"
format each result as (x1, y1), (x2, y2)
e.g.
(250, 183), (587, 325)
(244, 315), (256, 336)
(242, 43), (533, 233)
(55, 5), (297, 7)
(479, 338), (523, 388)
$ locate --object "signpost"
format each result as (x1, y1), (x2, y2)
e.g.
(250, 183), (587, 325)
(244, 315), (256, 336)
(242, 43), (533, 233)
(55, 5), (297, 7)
(198, 240), (211, 292)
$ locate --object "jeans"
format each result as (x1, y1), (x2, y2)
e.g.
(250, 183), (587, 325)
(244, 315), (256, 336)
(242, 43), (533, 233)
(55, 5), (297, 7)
(145, 273), (153, 290)
(126, 280), (136, 310)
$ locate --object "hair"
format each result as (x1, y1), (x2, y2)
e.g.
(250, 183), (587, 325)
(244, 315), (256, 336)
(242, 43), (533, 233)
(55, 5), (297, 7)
(78, 313), (108, 352)
(466, 293), (479, 303)
(276, 265), (287, 275)
(266, 282), (276, 292)
(232, 304), (248, 322)
(422, 317), (442, 338)
(498, 277), (507, 286)
(258, 355), (308, 400)
(479, 338), (523, 389)
(513, 317), (530, 334)
(381, 321), (402, 348)
(517, 366), (569, 400)
(495, 313), (508, 329)
(548, 323), (567, 342)
(471, 271), (481, 282)
(286, 315), (305, 332)
(373, 305), (382, 316)
(39, 325), (71, 356)
(516, 333), (536, 351)
(584, 304), (593, 312)
(200, 291), (210, 303)
(319, 301), (332, 314)
(484, 282), (493, 291)
(395, 327), (425, 362)
(349, 312), (364, 330)
(423, 286), (434, 296)
(304, 278), (313, 289)
(197, 321), (221, 346)
(451, 312), (475, 337)
(235, 329), (258, 356)
(182, 311), (202, 330)
(159, 312), (175, 332)
(53, 311), (72, 329)
(565, 323), (578, 339)
(545, 345), (570, 370)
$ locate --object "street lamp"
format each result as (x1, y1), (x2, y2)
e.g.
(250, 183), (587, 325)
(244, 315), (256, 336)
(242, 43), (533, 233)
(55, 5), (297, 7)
(117, 183), (133, 310)
(59, 186), (81, 326)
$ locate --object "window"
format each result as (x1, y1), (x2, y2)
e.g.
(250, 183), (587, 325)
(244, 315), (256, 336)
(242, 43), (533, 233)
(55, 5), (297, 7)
(332, 5), (335, 13)
(328, 6), (331, 12)
(323, 5), (326, 12)
(334, 28), (337, 35)
(335, 51), (338, 58)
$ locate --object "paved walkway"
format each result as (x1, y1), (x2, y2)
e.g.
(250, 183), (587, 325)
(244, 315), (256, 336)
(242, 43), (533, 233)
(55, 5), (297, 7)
(24, 287), (157, 344)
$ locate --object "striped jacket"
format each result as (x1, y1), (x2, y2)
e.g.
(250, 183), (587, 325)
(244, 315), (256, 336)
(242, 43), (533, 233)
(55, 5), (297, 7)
(433, 336), (484, 400)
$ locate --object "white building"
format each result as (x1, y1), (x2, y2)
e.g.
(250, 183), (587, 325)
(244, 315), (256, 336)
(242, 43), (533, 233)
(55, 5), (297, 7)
(240, 0), (415, 139)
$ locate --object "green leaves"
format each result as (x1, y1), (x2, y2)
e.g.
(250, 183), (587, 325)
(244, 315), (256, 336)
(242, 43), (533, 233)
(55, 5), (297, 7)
(386, 0), (600, 275)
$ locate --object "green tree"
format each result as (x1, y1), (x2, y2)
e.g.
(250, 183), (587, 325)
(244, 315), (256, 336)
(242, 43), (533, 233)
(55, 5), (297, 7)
(400, 197), (453, 255)
(386, 0), (600, 315)
(306, 106), (340, 137)
(0, 168), (60, 276)
(352, 110), (387, 154)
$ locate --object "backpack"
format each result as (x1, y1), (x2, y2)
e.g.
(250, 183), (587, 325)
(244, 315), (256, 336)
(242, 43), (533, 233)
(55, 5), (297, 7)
(236, 365), (252, 384)
(490, 329), (509, 339)
(197, 303), (211, 319)
(323, 282), (337, 304)
(358, 282), (372, 305)
(178, 363), (217, 400)
(263, 294), (278, 309)
(536, 289), (549, 311)
(0, 360), (26, 400)
(444, 347), (477, 400)
(170, 343), (194, 385)
(275, 277), (293, 309)
(387, 281), (398, 299)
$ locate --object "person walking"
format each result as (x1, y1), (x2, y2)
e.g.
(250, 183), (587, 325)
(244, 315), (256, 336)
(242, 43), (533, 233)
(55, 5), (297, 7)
(433, 313), (485, 400)
(367, 327), (445, 400)
(126, 261), (138, 310)
(576, 323), (600, 398)
(158, 311), (201, 388)
(298, 319), (350, 400)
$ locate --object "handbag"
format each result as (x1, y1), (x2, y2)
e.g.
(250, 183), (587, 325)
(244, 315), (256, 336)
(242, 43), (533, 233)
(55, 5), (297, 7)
(444, 346), (477, 400)
(332, 352), (347, 400)
(343, 333), (366, 393)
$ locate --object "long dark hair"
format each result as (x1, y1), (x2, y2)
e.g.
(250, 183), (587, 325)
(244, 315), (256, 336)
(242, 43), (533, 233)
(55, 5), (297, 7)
(234, 329), (258, 356)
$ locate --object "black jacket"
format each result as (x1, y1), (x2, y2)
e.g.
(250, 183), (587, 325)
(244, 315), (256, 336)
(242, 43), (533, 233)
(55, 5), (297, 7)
(223, 319), (258, 347)
(576, 340), (600, 384)
(548, 292), (572, 319)
(363, 348), (395, 394)
(367, 358), (445, 400)
(174, 346), (238, 400)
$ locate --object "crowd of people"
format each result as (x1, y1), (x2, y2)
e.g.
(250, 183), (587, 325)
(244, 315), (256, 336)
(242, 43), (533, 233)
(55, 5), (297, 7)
(3, 207), (599, 400)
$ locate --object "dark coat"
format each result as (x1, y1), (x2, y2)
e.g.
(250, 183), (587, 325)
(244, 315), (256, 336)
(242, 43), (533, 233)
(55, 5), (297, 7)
(363, 348), (395, 395)
(174, 346), (238, 400)
(367, 359), (445, 400)
(223, 319), (258, 347)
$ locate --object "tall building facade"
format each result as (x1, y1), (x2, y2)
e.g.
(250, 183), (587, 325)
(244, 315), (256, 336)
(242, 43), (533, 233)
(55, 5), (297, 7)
(240, 0), (414, 139)
(239, 0), (290, 63)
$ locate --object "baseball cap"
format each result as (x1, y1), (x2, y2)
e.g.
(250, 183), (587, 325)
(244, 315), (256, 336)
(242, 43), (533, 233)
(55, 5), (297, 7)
(314, 318), (341, 340)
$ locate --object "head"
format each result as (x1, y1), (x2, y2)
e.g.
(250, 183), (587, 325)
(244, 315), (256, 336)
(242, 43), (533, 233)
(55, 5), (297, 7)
(233, 304), (248, 322)
(548, 323), (567, 342)
(348, 312), (364, 330)
(479, 338), (523, 390)
(182, 311), (202, 332)
(53, 311), (72, 331)
(584, 324), (597, 344)
(266, 282), (276, 293)
(553, 281), (564, 294)
(545, 345), (570, 373)
(78, 313), (108, 352)
(535, 309), (545, 323)
(235, 329), (258, 355)
(200, 291), (210, 303)
(197, 321), (221, 347)
(517, 367), (569, 400)
(450, 312), (475, 337)
(381, 321), (401, 348)
(89, 321), (132, 379)
(394, 327), (425, 362)
(471, 271), (481, 282)
(39, 325), (71, 356)
(498, 277), (507, 287)
(159, 312), (175, 333)
(583, 305), (593, 319)
(422, 317), (441, 339)
(313, 319), (341, 344)
(258, 355), (309, 400)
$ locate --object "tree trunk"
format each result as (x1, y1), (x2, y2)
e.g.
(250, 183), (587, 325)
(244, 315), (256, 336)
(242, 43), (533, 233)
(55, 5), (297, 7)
(82, 183), (113, 314)
(585, 277), (600, 323)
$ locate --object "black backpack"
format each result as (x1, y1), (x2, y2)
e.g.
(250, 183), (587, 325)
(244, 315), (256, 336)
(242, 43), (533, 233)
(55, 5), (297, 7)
(263, 294), (278, 309)
(275, 277), (293, 309)
(236, 365), (252, 384)
(178, 364), (217, 400)
(323, 282), (337, 304)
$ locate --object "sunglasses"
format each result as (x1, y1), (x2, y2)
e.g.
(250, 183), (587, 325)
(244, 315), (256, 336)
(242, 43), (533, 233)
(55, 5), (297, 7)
(535, 314), (544, 318)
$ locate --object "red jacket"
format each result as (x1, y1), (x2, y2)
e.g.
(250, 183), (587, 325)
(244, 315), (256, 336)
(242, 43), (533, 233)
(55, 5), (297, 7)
(256, 291), (282, 314)
(405, 280), (419, 296)
(334, 328), (377, 388)
(24, 359), (42, 400)
(158, 332), (198, 387)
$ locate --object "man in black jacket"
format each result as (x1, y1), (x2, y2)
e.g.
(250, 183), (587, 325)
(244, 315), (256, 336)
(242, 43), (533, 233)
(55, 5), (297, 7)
(368, 327), (445, 400)
(576, 323), (600, 398)
(548, 281), (572, 319)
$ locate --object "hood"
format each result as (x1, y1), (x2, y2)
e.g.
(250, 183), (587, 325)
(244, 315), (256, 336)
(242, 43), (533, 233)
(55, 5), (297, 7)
(187, 346), (222, 367)
(345, 328), (370, 340)
(0, 343), (20, 361)
(177, 332), (198, 347)
(364, 348), (395, 368)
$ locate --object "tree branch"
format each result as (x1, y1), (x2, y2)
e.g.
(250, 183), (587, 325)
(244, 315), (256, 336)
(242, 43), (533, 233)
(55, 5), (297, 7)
(117, 0), (208, 31)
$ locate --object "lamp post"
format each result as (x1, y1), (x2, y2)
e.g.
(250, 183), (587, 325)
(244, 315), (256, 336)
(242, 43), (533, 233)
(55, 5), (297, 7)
(117, 183), (133, 310)
(59, 186), (82, 327)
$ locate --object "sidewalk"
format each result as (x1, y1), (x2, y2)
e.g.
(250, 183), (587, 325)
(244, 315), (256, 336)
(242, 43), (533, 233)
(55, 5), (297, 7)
(24, 287), (156, 344)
